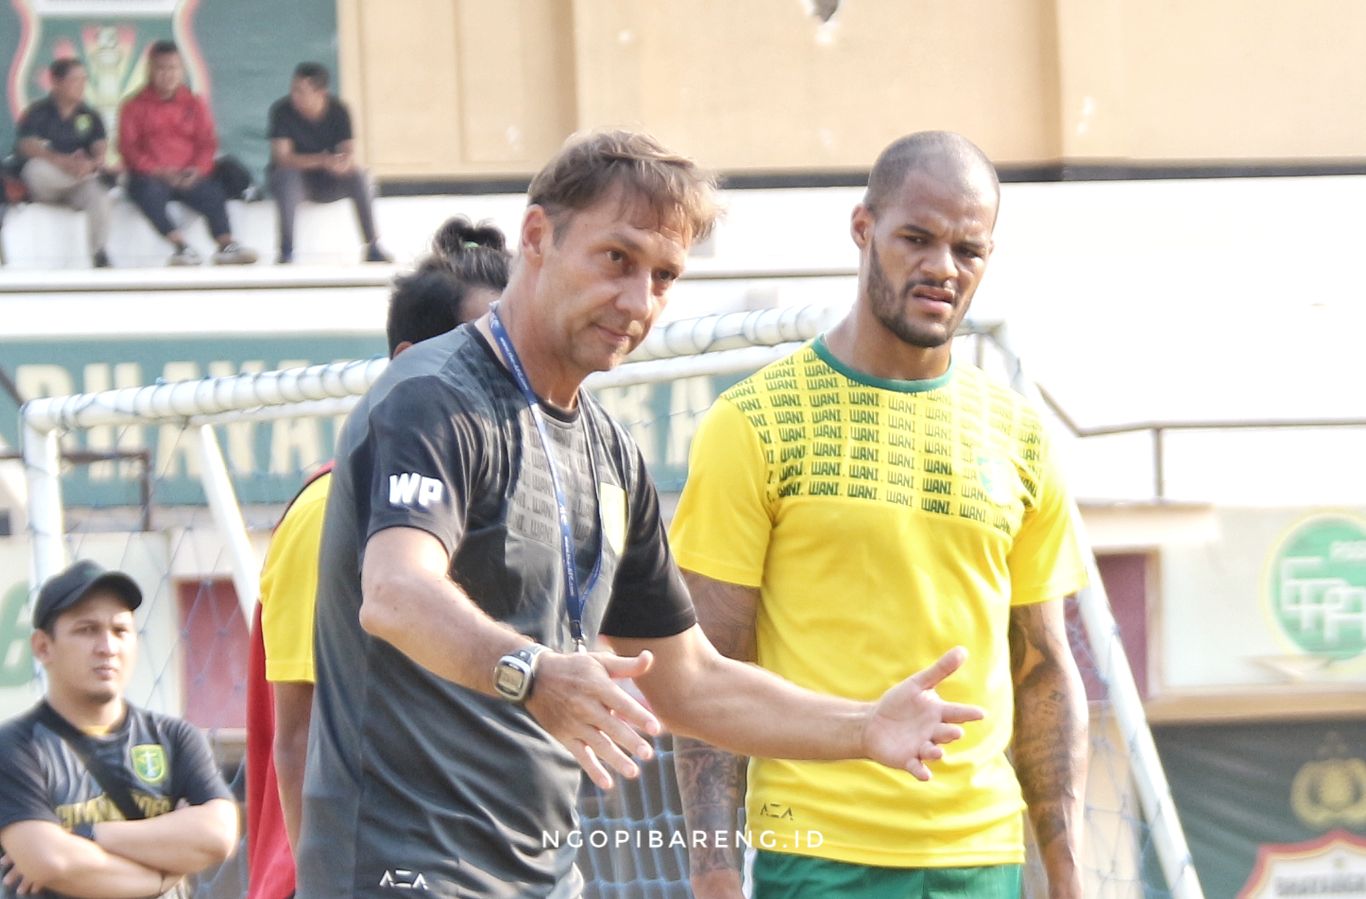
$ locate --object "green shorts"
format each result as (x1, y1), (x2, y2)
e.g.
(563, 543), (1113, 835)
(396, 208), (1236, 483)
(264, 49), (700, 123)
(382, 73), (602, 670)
(751, 850), (1022, 899)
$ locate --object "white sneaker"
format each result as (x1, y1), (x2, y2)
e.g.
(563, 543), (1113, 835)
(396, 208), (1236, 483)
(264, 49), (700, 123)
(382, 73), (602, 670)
(212, 242), (258, 265)
(168, 245), (202, 266)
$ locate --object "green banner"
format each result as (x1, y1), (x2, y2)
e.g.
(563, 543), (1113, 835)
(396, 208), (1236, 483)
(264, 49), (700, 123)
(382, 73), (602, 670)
(3, 334), (379, 506)
(1155, 719), (1366, 897)
(2, 0), (337, 183)
(3, 335), (743, 506)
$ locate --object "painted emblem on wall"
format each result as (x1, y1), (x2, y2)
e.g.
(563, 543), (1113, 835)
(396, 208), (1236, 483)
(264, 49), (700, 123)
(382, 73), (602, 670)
(1265, 513), (1366, 663)
(7, 0), (207, 168)
(1290, 733), (1366, 831)
(1237, 829), (1366, 898)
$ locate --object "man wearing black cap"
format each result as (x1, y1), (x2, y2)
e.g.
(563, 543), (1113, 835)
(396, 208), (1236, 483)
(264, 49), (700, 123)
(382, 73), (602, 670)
(0, 560), (238, 898)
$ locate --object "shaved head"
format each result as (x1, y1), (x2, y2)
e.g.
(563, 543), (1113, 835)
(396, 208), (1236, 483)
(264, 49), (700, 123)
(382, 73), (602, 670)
(864, 131), (1000, 223)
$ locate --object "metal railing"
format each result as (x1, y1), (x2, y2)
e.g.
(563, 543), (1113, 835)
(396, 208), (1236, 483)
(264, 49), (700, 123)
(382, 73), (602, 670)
(1034, 383), (1366, 499)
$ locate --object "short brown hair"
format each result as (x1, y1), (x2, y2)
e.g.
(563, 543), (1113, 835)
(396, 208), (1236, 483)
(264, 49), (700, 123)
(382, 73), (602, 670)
(528, 130), (720, 245)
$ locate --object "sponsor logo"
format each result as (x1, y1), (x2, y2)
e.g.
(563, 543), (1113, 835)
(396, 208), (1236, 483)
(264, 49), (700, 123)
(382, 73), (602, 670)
(130, 744), (167, 785)
(388, 473), (444, 509)
(379, 869), (430, 890)
(1265, 514), (1366, 662)
(757, 802), (795, 822)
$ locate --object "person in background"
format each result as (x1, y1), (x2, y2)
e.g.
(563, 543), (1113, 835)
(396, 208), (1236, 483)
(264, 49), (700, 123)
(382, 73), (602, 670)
(119, 40), (257, 267)
(0, 560), (238, 898)
(14, 58), (115, 269)
(267, 62), (391, 265)
(244, 217), (512, 899)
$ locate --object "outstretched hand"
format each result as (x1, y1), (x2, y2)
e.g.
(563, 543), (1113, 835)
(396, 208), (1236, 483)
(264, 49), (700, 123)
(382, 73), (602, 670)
(863, 646), (986, 781)
(524, 649), (662, 790)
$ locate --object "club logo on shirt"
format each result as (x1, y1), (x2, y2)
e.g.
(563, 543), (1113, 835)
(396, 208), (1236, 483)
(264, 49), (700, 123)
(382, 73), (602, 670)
(599, 483), (627, 554)
(130, 744), (167, 785)
(976, 454), (1019, 507)
(389, 473), (444, 508)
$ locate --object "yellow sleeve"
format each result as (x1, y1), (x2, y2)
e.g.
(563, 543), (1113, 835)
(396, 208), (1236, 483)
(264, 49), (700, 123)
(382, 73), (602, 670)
(1008, 433), (1089, 606)
(259, 474), (330, 683)
(668, 397), (772, 588)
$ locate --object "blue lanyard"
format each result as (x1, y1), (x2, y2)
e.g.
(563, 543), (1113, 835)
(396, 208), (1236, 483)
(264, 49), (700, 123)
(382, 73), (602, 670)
(489, 307), (601, 651)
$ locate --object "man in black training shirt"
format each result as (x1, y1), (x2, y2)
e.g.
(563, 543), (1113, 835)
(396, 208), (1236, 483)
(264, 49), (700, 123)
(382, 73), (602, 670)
(267, 62), (390, 264)
(0, 560), (237, 897)
(13, 58), (114, 268)
(297, 130), (987, 898)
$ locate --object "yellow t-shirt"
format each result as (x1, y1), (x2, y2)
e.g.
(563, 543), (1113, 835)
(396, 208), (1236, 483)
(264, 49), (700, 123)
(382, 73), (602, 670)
(669, 339), (1088, 868)
(259, 472), (331, 684)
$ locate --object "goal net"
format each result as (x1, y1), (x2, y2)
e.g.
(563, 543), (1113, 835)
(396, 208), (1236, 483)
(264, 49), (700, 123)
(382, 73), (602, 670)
(14, 304), (1203, 898)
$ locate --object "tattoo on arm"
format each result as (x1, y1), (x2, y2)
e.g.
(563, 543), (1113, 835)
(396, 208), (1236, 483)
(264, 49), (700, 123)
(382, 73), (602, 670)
(674, 738), (746, 877)
(1010, 600), (1088, 895)
(675, 572), (759, 882)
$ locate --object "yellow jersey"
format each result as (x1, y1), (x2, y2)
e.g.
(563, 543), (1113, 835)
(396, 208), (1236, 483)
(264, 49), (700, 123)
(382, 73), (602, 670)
(669, 338), (1088, 868)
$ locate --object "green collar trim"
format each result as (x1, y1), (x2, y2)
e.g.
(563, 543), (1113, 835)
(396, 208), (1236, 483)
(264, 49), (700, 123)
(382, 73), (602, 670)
(811, 335), (954, 393)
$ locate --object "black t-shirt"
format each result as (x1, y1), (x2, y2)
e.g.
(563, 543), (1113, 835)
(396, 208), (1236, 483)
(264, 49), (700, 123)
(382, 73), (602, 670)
(15, 97), (107, 164)
(0, 700), (233, 899)
(298, 326), (695, 898)
(267, 95), (353, 156)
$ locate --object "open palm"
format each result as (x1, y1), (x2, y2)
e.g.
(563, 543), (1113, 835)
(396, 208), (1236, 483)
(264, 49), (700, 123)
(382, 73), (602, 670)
(862, 647), (986, 781)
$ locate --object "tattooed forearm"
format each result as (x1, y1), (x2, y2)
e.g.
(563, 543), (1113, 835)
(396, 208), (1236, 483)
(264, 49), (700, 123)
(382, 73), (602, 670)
(675, 573), (758, 892)
(674, 737), (747, 877)
(1010, 601), (1088, 898)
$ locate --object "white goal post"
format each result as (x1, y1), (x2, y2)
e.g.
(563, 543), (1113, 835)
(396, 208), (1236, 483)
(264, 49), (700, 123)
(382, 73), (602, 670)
(19, 304), (1204, 898)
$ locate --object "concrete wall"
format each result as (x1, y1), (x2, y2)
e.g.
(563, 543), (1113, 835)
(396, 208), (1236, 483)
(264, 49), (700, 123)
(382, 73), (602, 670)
(333, 0), (1366, 180)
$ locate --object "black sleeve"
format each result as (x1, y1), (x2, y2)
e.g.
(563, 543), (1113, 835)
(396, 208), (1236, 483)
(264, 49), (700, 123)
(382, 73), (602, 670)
(600, 445), (697, 639)
(333, 101), (354, 144)
(266, 99), (288, 140)
(359, 376), (475, 556)
(167, 718), (232, 807)
(0, 720), (60, 831)
(86, 106), (107, 143)
(15, 104), (40, 140)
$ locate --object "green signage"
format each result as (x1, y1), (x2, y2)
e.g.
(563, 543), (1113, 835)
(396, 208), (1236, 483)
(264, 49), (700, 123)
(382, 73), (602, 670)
(1267, 514), (1366, 661)
(3, 335), (745, 507)
(0, 582), (34, 688)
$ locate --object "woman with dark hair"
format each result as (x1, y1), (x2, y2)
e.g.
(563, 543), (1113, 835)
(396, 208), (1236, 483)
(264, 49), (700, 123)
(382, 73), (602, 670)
(385, 216), (512, 354)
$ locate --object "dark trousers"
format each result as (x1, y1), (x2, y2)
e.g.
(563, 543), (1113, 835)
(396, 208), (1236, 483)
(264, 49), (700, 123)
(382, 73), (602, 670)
(126, 173), (232, 241)
(269, 167), (377, 254)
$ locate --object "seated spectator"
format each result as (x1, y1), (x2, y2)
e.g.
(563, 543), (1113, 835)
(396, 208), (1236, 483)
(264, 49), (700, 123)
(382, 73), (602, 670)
(268, 62), (390, 265)
(118, 40), (256, 266)
(0, 560), (238, 897)
(14, 58), (115, 268)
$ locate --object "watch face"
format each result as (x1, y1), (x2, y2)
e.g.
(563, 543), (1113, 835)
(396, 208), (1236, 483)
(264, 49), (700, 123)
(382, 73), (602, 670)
(495, 659), (530, 700)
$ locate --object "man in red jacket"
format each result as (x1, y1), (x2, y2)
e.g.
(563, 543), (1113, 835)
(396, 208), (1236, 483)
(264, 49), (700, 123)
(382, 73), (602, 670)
(118, 40), (256, 266)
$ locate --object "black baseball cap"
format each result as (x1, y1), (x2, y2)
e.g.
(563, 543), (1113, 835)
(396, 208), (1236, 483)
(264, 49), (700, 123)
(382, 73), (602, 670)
(32, 560), (143, 632)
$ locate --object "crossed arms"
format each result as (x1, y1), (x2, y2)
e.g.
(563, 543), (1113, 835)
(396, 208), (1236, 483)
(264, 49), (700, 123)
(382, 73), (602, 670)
(0, 799), (237, 898)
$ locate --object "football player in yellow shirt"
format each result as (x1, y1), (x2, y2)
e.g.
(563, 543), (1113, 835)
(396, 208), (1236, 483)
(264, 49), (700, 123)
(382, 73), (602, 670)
(671, 131), (1089, 899)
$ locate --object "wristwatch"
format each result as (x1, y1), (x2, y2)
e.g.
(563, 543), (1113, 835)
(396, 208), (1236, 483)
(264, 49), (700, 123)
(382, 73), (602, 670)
(493, 643), (548, 703)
